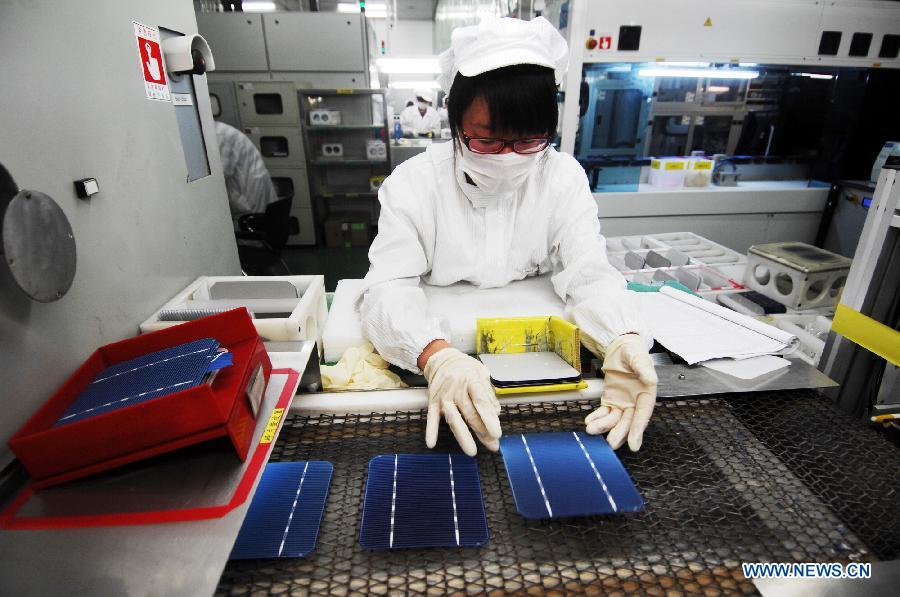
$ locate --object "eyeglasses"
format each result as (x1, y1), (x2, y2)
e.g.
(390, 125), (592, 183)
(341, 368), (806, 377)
(461, 131), (551, 155)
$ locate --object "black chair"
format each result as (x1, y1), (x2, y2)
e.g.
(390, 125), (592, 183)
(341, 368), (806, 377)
(235, 195), (299, 275)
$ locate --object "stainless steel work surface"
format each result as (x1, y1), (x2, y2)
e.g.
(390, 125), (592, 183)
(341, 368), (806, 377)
(0, 370), (301, 597)
(655, 357), (838, 397)
(218, 390), (900, 595)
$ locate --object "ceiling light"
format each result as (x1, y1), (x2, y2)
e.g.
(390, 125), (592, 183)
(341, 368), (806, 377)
(389, 80), (441, 90)
(638, 68), (759, 80)
(376, 57), (441, 74)
(791, 72), (834, 80)
(242, 1), (277, 11)
(337, 2), (387, 12)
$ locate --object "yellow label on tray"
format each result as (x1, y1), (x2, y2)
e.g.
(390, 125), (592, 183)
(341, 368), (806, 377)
(260, 408), (285, 444)
(691, 161), (713, 170)
(664, 161), (686, 170)
(336, 88), (354, 94)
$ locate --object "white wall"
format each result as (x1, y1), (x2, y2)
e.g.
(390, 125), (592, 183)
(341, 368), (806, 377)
(369, 18), (439, 116)
(370, 18), (434, 56)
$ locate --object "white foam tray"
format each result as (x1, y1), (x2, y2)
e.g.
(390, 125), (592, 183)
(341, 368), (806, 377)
(323, 276), (567, 363)
(606, 232), (746, 267)
(140, 275), (328, 355)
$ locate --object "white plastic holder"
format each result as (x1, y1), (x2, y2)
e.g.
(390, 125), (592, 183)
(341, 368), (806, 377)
(140, 275), (328, 356)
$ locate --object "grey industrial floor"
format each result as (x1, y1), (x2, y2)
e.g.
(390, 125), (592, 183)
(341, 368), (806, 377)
(282, 247), (371, 291)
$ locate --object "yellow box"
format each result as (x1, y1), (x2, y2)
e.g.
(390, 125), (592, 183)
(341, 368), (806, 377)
(476, 316), (587, 395)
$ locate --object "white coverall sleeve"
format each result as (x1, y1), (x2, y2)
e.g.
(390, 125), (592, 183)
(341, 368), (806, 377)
(359, 172), (448, 373)
(549, 160), (652, 351)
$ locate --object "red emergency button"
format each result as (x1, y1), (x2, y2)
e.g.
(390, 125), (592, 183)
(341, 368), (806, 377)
(586, 37), (598, 50)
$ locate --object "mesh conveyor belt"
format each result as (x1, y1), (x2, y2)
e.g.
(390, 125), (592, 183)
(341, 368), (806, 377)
(217, 390), (900, 595)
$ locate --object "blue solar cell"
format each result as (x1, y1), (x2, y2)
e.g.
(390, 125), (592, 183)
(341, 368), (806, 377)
(55, 338), (222, 427)
(499, 432), (643, 519)
(230, 461), (333, 560)
(359, 454), (489, 550)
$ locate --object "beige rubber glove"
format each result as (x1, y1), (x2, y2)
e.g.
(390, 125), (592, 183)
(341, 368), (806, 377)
(423, 348), (502, 456)
(584, 334), (658, 451)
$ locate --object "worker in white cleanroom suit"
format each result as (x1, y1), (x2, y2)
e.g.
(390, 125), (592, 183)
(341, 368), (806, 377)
(399, 89), (442, 137)
(361, 17), (657, 456)
(215, 121), (278, 218)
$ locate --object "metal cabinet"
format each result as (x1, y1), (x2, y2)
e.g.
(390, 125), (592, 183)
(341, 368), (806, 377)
(195, 13), (268, 71)
(244, 126), (306, 169)
(263, 13), (366, 72)
(236, 81), (301, 127)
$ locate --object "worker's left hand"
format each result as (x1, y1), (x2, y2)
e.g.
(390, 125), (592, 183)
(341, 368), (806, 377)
(584, 334), (657, 451)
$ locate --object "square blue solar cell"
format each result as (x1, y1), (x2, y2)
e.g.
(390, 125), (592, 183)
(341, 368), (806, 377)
(230, 461), (333, 560)
(499, 431), (643, 519)
(55, 338), (222, 427)
(359, 454), (489, 550)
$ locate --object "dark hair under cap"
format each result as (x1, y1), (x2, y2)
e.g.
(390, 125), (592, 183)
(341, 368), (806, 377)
(446, 64), (558, 151)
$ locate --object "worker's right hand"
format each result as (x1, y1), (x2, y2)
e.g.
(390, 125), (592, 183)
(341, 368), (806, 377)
(422, 347), (502, 456)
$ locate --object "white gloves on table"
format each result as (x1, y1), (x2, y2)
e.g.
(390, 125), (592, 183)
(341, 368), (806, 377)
(423, 348), (502, 456)
(584, 334), (658, 451)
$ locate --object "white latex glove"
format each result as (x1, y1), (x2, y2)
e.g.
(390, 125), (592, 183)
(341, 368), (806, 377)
(423, 348), (502, 456)
(584, 334), (657, 451)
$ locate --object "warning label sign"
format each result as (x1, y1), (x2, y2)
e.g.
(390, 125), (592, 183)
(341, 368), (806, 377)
(133, 21), (170, 102)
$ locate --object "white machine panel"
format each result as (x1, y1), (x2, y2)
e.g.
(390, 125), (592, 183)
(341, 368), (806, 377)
(264, 13), (367, 72)
(270, 71), (369, 89)
(578, 0), (900, 68)
(236, 81), (300, 127)
(244, 126), (307, 169)
(196, 12), (269, 71)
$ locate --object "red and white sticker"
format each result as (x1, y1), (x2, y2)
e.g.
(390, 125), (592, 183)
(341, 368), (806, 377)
(133, 21), (170, 102)
(598, 35), (613, 50)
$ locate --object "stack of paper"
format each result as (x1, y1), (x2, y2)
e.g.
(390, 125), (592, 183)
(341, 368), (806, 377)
(636, 286), (798, 365)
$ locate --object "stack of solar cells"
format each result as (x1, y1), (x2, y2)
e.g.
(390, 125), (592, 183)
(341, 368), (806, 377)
(499, 432), (644, 519)
(359, 454), (489, 550)
(55, 338), (229, 427)
(230, 461), (333, 560)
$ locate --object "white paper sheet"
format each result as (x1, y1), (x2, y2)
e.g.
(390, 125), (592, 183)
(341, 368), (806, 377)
(701, 355), (791, 379)
(637, 289), (798, 365)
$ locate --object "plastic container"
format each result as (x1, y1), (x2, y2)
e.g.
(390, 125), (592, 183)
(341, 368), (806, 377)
(141, 275), (327, 356)
(685, 158), (714, 187)
(648, 158), (687, 188)
(9, 309), (271, 488)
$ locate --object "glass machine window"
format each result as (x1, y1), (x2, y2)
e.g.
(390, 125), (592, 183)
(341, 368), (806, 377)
(574, 62), (873, 192)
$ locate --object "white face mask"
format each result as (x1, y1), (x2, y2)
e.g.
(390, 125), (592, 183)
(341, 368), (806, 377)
(458, 146), (543, 195)
(417, 101), (429, 111)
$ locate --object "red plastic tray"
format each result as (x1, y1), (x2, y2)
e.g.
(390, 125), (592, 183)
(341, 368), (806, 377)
(8, 309), (271, 488)
(0, 369), (298, 530)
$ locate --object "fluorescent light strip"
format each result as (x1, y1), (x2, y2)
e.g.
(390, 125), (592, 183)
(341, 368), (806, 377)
(376, 57), (441, 74)
(389, 80), (441, 90)
(241, 1), (277, 11)
(638, 67), (759, 80)
(337, 2), (387, 12)
(792, 72), (834, 80)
